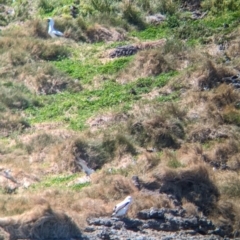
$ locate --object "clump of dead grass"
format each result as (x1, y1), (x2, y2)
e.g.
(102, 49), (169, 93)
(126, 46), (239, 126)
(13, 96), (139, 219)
(210, 84), (240, 109)
(182, 201), (200, 217)
(0, 204), (83, 240)
(129, 192), (172, 217)
(204, 139), (239, 169)
(152, 165), (219, 215)
(18, 63), (82, 95)
(130, 115), (184, 150)
(86, 24), (126, 43)
(211, 200), (240, 237)
(196, 60), (233, 90)
(84, 174), (137, 201)
(0, 112), (29, 137)
(117, 48), (173, 83)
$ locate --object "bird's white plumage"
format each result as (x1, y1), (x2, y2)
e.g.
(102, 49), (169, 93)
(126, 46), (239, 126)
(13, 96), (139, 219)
(47, 18), (64, 38)
(77, 158), (95, 177)
(112, 196), (132, 217)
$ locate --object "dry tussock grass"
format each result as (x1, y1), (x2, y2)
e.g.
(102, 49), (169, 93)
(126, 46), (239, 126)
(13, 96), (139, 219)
(182, 200), (200, 217)
(117, 48), (173, 83)
(153, 164), (219, 215)
(196, 61), (234, 90)
(204, 139), (239, 169)
(187, 124), (213, 143)
(175, 143), (204, 166)
(87, 111), (129, 131)
(129, 192), (172, 217)
(169, 56), (234, 92)
(226, 36), (240, 59)
(215, 170), (240, 198)
(211, 200), (240, 237)
(0, 31), (81, 95)
(86, 24), (126, 43)
(0, 204), (83, 240)
(210, 84), (240, 109)
(0, 112), (29, 137)
(84, 174), (137, 201)
(130, 114), (184, 150)
(227, 153), (240, 171)
(18, 63), (81, 95)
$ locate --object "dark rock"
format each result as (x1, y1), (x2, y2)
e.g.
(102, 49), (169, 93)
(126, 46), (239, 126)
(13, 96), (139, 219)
(84, 208), (228, 239)
(110, 45), (139, 58)
(88, 218), (113, 227)
(221, 75), (240, 89)
(122, 218), (142, 231)
(70, 5), (79, 18)
(84, 226), (95, 232)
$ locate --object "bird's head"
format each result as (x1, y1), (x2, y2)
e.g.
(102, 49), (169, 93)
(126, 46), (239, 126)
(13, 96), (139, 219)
(47, 18), (53, 23)
(125, 196), (132, 202)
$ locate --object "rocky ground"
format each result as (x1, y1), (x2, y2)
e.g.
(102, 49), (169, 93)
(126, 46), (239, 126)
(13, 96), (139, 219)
(83, 208), (228, 240)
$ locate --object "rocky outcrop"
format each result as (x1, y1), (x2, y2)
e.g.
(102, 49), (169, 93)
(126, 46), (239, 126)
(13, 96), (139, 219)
(109, 45), (139, 58)
(83, 208), (228, 239)
(221, 75), (240, 89)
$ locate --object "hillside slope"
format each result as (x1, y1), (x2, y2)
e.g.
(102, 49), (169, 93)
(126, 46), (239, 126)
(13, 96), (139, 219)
(0, 0), (240, 239)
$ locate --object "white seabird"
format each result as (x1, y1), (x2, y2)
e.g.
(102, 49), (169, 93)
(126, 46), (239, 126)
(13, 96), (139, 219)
(47, 18), (64, 38)
(112, 196), (132, 218)
(76, 158), (95, 177)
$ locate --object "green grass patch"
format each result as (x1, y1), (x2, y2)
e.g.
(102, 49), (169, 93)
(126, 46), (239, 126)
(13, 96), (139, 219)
(25, 71), (177, 130)
(53, 57), (133, 84)
(130, 25), (170, 40)
(30, 173), (90, 191)
(202, 11), (240, 30)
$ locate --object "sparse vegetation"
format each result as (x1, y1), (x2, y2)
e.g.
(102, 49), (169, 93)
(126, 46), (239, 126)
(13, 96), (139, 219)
(0, 0), (240, 239)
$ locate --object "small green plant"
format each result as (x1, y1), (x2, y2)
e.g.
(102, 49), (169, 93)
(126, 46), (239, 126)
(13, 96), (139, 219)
(156, 0), (179, 15)
(30, 174), (79, 190)
(167, 15), (180, 28)
(122, 2), (146, 30)
(167, 158), (183, 168)
(90, 0), (113, 13)
(174, 21), (216, 42)
(38, 0), (54, 14)
(201, 0), (240, 14)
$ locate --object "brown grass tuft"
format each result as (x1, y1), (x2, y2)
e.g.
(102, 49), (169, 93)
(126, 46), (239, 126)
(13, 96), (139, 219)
(204, 140), (239, 169)
(86, 24), (125, 43)
(130, 115), (183, 150)
(153, 165), (219, 215)
(182, 201), (200, 217)
(0, 205), (83, 240)
(210, 84), (240, 109)
(129, 192), (172, 217)
(0, 112), (29, 137)
(84, 174), (137, 201)
(18, 63), (81, 95)
(117, 48), (173, 83)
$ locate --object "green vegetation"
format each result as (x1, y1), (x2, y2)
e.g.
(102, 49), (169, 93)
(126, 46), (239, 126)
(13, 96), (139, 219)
(53, 57), (133, 84)
(1, 0), (240, 237)
(30, 174), (90, 191)
(25, 71), (176, 129)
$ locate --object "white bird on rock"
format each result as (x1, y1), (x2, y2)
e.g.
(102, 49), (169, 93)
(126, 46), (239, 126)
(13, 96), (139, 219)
(76, 158), (95, 177)
(47, 18), (64, 38)
(112, 196), (132, 218)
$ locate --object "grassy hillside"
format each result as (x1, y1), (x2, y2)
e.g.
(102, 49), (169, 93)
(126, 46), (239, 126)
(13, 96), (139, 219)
(0, 0), (240, 238)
